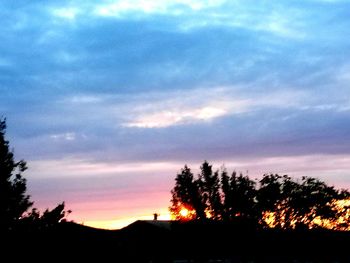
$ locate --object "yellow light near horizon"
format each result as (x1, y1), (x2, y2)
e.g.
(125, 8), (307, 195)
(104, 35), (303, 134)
(84, 219), (135, 230)
(83, 211), (173, 230)
(180, 208), (189, 218)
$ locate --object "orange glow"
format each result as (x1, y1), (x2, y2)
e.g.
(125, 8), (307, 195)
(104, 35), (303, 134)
(180, 208), (189, 217)
(181, 207), (196, 220)
(262, 198), (350, 230)
(172, 204), (196, 220)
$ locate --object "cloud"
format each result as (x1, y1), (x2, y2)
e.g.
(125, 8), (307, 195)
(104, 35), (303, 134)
(28, 158), (182, 179)
(50, 132), (77, 141)
(92, 0), (307, 40)
(124, 106), (227, 128)
(122, 87), (304, 128)
(335, 64), (350, 83)
(2, 0), (346, 106)
(310, 0), (349, 3)
(123, 91), (242, 128)
(94, 0), (227, 17)
(51, 7), (80, 20)
(8, 82), (350, 165)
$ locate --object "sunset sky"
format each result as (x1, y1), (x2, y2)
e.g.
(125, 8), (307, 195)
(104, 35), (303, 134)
(1, 0), (350, 229)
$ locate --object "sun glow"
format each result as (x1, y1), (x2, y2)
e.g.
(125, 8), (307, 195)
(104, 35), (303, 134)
(173, 204), (196, 220)
(180, 208), (189, 217)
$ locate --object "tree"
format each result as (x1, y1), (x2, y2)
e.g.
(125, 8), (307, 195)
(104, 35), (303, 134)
(40, 202), (71, 228)
(220, 169), (257, 222)
(170, 162), (257, 221)
(197, 161), (222, 219)
(170, 161), (350, 230)
(220, 167), (230, 220)
(257, 174), (350, 230)
(0, 118), (33, 231)
(0, 118), (70, 231)
(229, 172), (257, 221)
(169, 165), (205, 220)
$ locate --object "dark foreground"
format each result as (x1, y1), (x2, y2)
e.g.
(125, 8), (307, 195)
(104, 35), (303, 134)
(3, 221), (350, 262)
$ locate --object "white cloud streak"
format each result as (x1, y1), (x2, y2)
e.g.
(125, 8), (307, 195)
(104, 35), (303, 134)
(28, 158), (182, 178)
(55, 85), (347, 131)
(122, 87), (304, 128)
(47, 1), (306, 39)
(125, 106), (228, 128)
(51, 7), (80, 20)
(94, 0), (227, 17)
(50, 132), (76, 141)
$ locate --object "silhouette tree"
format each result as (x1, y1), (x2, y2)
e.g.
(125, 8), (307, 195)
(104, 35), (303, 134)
(229, 172), (257, 221)
(170, 161), (350, 230)
(40, 202), (70, 228)
(197, 161), (222, 219)
(169, 165), (205, 220)
(0, 118), (70, 232)
(0, 118), (33, 231)
(257, 174), (350, 229)
(220, 169), (258, 222)
(220, 167), (230, 220)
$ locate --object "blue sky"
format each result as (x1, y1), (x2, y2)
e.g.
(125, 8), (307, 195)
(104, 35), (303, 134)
(1, 0), (350, 228)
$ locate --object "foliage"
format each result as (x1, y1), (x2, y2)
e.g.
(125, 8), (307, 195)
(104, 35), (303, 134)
(258, 174), (350, 230)
(0, 118), (33, 230)
(170, 161), (350, 230)
(197, 161), (222, 219)
(169, 165), (205, 220)
(225, 172), (257, 221)
(21, 202), (71, 230)
(0, 118), (70, 232)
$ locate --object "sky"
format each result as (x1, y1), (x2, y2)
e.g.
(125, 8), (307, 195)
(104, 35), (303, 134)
(1, 0), (350, 229)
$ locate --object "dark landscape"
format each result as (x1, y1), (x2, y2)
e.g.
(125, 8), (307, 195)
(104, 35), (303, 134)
(3, 220), (350, 262)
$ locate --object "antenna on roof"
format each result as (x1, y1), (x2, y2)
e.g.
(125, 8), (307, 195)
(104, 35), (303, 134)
(153, 213), (160, 221)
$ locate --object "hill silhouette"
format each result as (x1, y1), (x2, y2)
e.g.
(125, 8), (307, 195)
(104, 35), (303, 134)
(3, 220), (350, 262)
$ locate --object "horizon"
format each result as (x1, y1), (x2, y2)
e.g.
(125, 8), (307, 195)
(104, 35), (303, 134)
(1, 0), (350, 230)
